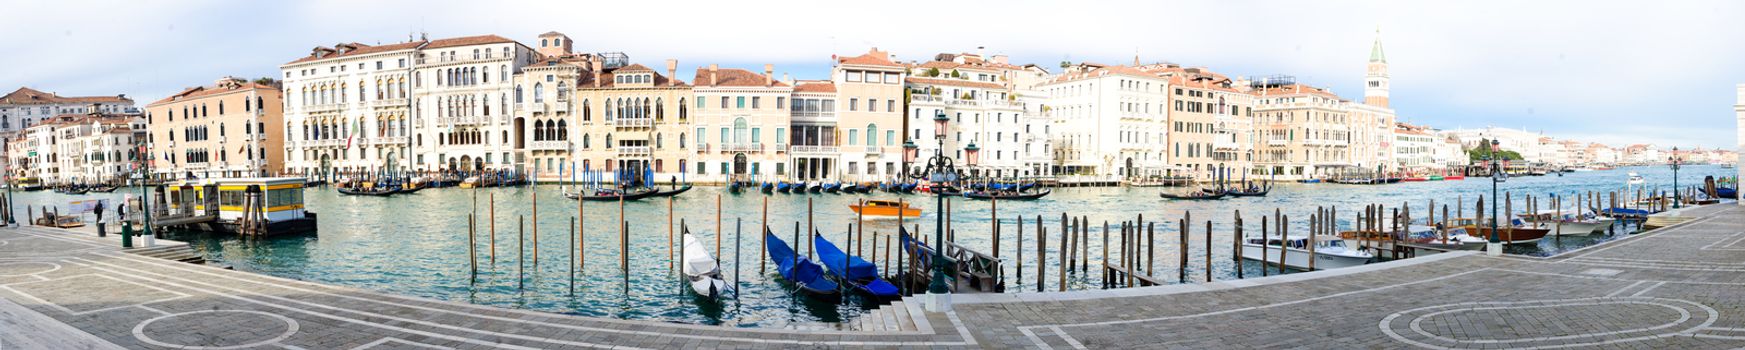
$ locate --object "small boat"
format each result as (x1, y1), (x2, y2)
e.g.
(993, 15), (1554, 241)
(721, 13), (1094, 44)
(1453, 218), (1550, 244)
(89, 185), (119, 193)
(459, 176), (482, 189)
(849, 200), (922, 218)
(806, 182), (824, 193)
(1591, 206), (1654, 220)
(1427, 175), (1445, 181)
(1402, 177), (1428, 182)
(1296, 179), (1322, 183)
(395, 183), (425, 194)
(765, 230), (840, 299)
(1715, 187), (1737, 198)
(1518, 210), (1614, 235)
(775, 182), (793, 193)
(813, 233), (900, 299)
(760, 182), (774, 194)
(1395, 225), (1488, 253)
(1627, 172), (1645, 186)
(727, 182), (744, 194)
(566, 187), (659, 201)
(337, 185), (397, 196)
(1241, 234), (1373, 271)
(649, 185), (693, 198)
(822, 183), (842, 194)
(851, 183), (875, 194)
(962, 188), (1052, 200)
(1227, 184), (1271, 197)
(1160, 189), (1228, 200)
(897, 183), (918, 193)
(1444, 175), (1466, 180)
(681, 229), (733, 299)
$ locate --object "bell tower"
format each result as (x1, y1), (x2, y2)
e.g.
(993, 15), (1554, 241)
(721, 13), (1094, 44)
(1364, 28), (1390, 108)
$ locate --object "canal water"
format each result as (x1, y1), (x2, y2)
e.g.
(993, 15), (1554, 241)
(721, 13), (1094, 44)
(8, 165), (1735, 327)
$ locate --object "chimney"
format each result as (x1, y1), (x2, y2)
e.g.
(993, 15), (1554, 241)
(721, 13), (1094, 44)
(709, 64), (719, 87)
(763, 64), (774, 87)
(591, 58), (602, 88)
(665, 59), (678, 86)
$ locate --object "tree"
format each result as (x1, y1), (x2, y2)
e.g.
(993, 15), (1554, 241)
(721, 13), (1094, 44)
(949, 69), (961, 78)
(924, 68), (940, 77)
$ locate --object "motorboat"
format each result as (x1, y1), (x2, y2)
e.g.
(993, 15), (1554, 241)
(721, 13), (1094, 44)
(337, 182), (397, 196)
(1518, 210), (1614, 235)
(962, 188), (1051, 200)
(1398, 225), (1488, 251)
(765, 230), (840, 300)
(1451, 217), (1549, 244)
(849, 200), (921, 218)
(681, 230), (732, 299)
(813, 233), (900, 299)
(1241, 234), (1374, 270)
(1627, 172), (1645, 186)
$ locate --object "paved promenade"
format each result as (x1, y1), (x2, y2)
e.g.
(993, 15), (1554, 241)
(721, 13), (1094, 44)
(2, 204), (1742, 349)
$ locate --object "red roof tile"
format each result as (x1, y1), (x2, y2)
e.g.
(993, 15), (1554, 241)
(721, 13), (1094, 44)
(285, 34), (519, 65)
(837, 48), (900, 67)
(692, 67), (788, 88)
(905, 77), (1004, 90)
(792, 81), (836, 93)
(0, 87), (131, 105)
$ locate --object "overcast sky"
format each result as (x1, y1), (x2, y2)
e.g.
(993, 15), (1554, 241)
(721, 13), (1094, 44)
(3, 0), (1740, 149)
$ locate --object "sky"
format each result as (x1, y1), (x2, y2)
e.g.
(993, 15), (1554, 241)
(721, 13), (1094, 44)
(3, 0), (1741, 149)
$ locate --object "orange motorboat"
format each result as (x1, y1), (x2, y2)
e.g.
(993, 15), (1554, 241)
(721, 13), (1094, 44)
(849, 200), (922, 218)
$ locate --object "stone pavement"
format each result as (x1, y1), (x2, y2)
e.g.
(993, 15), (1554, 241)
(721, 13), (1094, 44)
(0, 204), (1742, 349)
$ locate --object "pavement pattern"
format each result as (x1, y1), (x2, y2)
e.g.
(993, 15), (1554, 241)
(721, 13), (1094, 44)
(0, 204), (1741, 349)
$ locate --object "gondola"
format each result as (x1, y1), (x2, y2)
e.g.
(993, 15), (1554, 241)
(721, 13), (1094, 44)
(760, 182), (774, 194)
(962, 188), (1052, 200)
(566, 187), (659, 201)
(822, 183), (842, 194)
(1227, 185), (1271, 197)
(764, 230), (841, 299)
(1160, 189), (1228, 200)
(337, 186), (397, 196)
(813, 232), (900, 299)
(727, 182), (744, 194)
(649, 185), (693, 198)
(682, 227), (733, 300)
(806, 183), (824, 193)
(89, 185), (119, 193)
(775, 182), (794, 193)
(395, 184), (425, 194)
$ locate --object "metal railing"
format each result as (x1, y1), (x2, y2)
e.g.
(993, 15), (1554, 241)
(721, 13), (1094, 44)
(530, 140), (568, 151)
(723, 143), (762, 153)
(616, 146), (651, 157)
(614, 118), (653, 128)
(788, 145), (839, 154)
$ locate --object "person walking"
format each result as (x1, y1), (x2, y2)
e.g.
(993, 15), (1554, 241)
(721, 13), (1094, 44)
(93, 200), (107, 237)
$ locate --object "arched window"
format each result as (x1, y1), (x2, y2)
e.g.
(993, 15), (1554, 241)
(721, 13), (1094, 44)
(557, 120), (567, 140)
(533, 83), (544, 103)
(376, 80), (384, 99)
(605, 99), (613, 120)
(678, 98), (687, 120)
(515, 85), (523, 103)
(582, 99), (591, 121)
(534, 120), (545, 141)
(679, 133), (687, 149)
(482, 95), (490, 116)
(655, 98), (665, 120)
(655, 133), (663, 148)
(582, 134), (590, 149)
(556, 82), (568, 101)
(605, 134), (613, 148)
(641, 97), (651, 118)
(866, 124), (878, 147)
(733, 118), (749, 144)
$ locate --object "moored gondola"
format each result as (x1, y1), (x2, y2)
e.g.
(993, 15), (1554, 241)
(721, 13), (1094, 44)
(765, 229), (841, 300)
(338, 186), (397, 196)
(649, 185), (692, 198)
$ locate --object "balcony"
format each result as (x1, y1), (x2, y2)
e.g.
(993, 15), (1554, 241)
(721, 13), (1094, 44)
(696, 143), (710, 154)
(789, 145), (838, 156)
(722, 143), (762, 153)
(1214, 141), (1241, 152)
(440, 116), (487, 126)
(305, 103), (346, 114)
(864, 146), (882, 154)
(370, 98), (409, 108)
(373, 136), (407, 146)
(614, 118), (653, 128)
(1266, 139), (1288, 146)
(531, 140), (569, 151)
(616, 146), (651, 158)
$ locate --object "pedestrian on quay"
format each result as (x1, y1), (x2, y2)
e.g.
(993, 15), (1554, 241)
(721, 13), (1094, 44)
(94, 200), (107, 237)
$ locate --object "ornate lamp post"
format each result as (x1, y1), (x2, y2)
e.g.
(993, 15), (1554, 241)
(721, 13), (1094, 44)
(903, 110), (974, 312)
(1485, 140), (1506, 256)
(1669, 147), (1682, 209)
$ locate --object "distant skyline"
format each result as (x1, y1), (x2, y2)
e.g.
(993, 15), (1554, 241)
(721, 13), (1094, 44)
(3, 0), (1740, 149)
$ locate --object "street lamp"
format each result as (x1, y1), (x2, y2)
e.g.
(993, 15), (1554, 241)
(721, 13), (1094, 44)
(902, 109), (973, 312)
(1669, 147), (1682, 209)
(1487, 139), (1504, 256)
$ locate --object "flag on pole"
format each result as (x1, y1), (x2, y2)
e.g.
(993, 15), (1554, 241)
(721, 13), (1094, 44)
(345, 118), (361, 149)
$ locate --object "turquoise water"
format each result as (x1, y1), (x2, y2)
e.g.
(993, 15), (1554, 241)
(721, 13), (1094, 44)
(9, 165), (1735, 327)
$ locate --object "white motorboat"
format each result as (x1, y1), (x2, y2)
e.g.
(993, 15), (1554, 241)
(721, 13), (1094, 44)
(1242, 235), (1373, 271)
(1627, 172), (1645, 186)
(681, 233), (733, 299)
(1519, 210), (1614, 236)
(1398, 225), (1488, 251)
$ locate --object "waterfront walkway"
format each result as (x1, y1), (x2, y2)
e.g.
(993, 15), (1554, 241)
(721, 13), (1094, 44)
(2, 204), (1742, 349)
